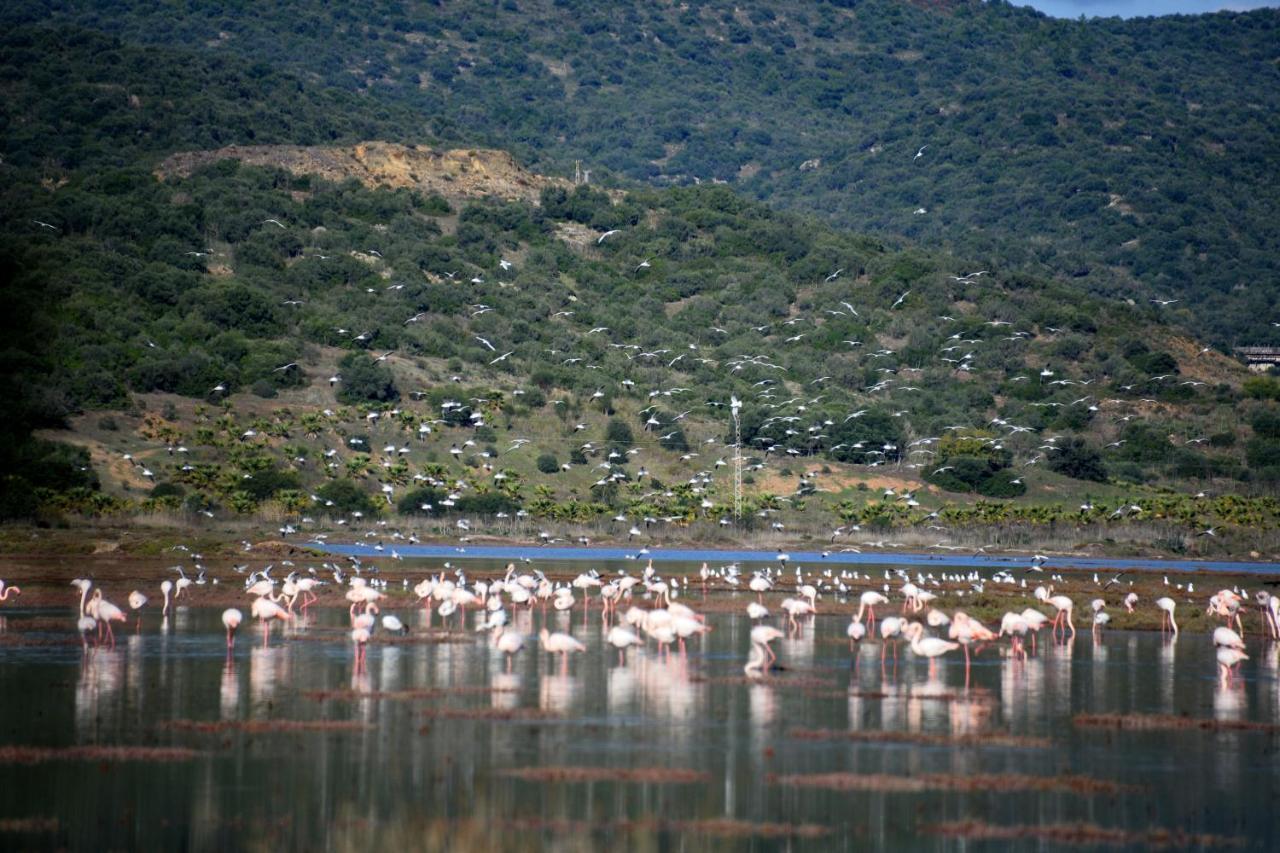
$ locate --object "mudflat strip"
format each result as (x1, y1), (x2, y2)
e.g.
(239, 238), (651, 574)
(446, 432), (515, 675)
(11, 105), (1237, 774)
(926, 820), (1244, 848)
(770, 772), (1141, 795)
(0, 745), (201, 764)
(788, 728), (1052, 749)
(159, 719), (370, 733)
(1074, 713), (1280, 733)
(500, 766), (711, 784)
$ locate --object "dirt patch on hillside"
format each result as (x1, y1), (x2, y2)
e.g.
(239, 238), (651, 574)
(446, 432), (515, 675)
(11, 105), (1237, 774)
(157, 142), (568, 204)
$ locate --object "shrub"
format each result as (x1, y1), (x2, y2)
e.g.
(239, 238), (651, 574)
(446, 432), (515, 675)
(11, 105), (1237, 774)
(316, 479), (378, 515)
(1046, 437), (1108, 482)
(150, 482), (186, 500)
(396, 486), (446, 515)
(336, 352), (399, 404)
(605, 418), (634, 447)
(536, 453), (560, 474)
(455, 492), (520, 515)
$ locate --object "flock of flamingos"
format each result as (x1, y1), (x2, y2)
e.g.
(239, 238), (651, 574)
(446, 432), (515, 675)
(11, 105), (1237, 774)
(2, 558), (1278, 687)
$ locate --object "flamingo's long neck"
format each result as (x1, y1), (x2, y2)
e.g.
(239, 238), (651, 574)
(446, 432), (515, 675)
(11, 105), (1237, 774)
(78, 585), (88, 617)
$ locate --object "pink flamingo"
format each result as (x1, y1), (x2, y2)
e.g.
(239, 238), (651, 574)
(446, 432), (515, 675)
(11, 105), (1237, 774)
(1020, 608), (1049, 654)
(858, 591), (888, 631)
(539, 628), (585, 673)
(904, 621), (959, 678)
(222, 608), (243, 649)
(1046, 594), (1075, 641)
(251, 596), (292, 646)
(89, 589), (126, 647)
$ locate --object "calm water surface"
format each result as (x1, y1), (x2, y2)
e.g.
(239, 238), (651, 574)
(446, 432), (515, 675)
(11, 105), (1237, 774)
(2, 589), (1280, 850)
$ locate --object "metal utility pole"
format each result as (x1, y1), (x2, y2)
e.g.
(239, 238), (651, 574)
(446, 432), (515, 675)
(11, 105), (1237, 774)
(731, 396), (743, 521)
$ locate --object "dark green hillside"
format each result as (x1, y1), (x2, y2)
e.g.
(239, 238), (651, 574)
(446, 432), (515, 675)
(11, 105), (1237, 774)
(8, 1), (1279, 344)
(3, 142), (1275, 535)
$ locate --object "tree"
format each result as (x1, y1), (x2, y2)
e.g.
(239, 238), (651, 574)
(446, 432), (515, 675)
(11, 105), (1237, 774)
(336, 353), (399, 405)
(1047, 437), (1108, 482)
(316, 479), (378, 515)
(605, 418), (634, 448)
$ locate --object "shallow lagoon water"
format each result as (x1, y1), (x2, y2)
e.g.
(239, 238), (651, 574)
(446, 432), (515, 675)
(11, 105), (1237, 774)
(2, 593), (1280, 850)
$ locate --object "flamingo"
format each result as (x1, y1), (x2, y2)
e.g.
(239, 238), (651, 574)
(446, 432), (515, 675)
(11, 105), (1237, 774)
(900, 582), (920, 614)
(294, 577), (321, 610)
(1257, 592), (1280, 639)
(744, 640), (771, 677)
(251, 596), (292, 646)
(381, 614), (408, 635)
(160, 580), (173, 616)
(606, 625), (643, 664)
(671, 611), (710, 655)
(1092, 610), (1110, 639)
(846, 616), (866, 652)
(879, 616), (906, 671)
(1156, 597), (1178, 636)
(746, 625), (784, 674)
(948, 612), (995, 681)
(89, 590), (126, 647)
(857, 590), (888, 630)
(780, 597), (814, 634)
(1047, 594), (1076, 640)
(539, 628), (585, 672)
(748, 574), (771, 603)
(0, 580), (20, 603)
(1020, 608), (1049, 654)
(1124, 592), (1139, 613)
(351, 626), (371, 671)
(1217, 647), (1248, 686)
(999, 612), (1029, 660)
(128, 591), (147, 629)
(1207, 590), (1244, 634)
(904, 621), (960, 678)
(222, 608), (242, 648)
(493, 625), (526, 672)
(72, 580), (95, 650)
(76, 613), (97, 649)
(747, 602), (769, 621)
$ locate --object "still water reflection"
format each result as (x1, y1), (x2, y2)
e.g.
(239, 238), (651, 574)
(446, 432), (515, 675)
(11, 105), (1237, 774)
(2, 601), (1279, 850)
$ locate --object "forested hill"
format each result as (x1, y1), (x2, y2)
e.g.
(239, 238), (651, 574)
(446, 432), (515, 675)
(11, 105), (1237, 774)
(5, 0), (1280, 346)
